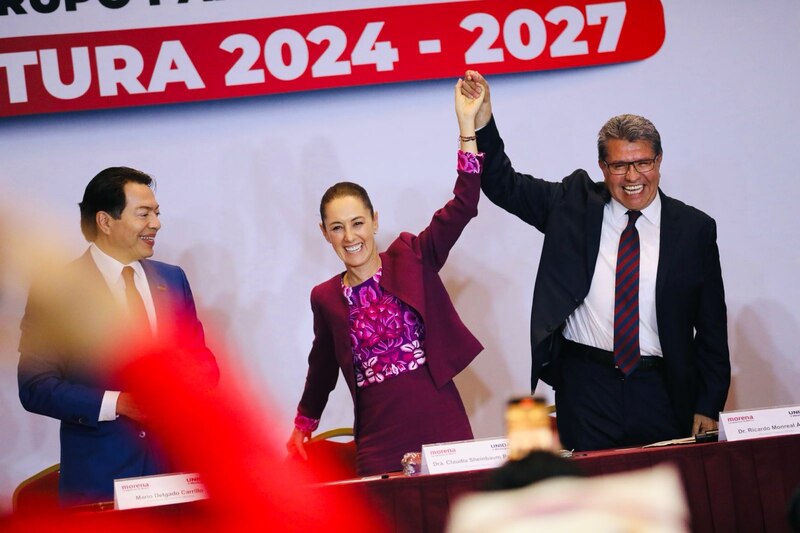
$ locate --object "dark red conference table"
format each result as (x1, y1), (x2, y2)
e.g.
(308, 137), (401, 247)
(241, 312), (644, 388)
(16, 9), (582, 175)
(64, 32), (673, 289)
(314, 434), (800, 533)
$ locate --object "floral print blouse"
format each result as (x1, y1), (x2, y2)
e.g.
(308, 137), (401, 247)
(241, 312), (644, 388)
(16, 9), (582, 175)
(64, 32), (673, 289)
(343, 268), (426, 388)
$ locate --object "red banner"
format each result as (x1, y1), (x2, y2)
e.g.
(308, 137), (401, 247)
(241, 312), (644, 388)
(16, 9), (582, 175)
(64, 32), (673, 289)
(0, 0), (664, 117)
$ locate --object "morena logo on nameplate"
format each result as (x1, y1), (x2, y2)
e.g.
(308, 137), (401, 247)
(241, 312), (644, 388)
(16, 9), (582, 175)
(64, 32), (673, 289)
(117, 481), (151, 492)
(718, 404), (800, 442)
(421, 437), (509, 475)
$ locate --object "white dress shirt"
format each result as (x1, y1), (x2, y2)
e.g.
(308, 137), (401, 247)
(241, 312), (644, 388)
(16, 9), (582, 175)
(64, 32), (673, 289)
(563, 195), (663, 356)
(88, 244), (158, 421)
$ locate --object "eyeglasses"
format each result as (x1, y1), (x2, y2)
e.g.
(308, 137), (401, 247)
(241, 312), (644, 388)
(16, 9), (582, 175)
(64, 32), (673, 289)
(603, 157), (658, 175)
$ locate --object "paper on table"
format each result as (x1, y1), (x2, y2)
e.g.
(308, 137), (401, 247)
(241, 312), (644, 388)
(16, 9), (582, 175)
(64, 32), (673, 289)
(642, 430), (719, 448)
(641, 436), (697, 448)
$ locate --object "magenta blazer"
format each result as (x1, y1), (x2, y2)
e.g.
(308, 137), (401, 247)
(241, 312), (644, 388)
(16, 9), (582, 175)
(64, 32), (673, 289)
(297, 167), (484, 426)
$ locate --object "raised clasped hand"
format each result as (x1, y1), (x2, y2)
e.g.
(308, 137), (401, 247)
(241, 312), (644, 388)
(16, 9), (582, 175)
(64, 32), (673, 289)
(455, 77), (486, 132)
(458, 70), (492, 130)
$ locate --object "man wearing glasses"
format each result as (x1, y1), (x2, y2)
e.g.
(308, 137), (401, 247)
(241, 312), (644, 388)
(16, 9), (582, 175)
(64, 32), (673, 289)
(461, 71), (730, 451)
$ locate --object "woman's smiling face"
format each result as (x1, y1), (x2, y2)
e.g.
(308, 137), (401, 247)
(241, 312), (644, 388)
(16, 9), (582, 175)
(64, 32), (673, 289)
(320, 195), (380, 273)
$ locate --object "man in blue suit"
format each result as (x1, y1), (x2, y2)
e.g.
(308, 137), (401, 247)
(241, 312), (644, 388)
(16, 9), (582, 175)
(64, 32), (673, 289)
(461, 72), (730, 451)
(18, 167), (219, 505)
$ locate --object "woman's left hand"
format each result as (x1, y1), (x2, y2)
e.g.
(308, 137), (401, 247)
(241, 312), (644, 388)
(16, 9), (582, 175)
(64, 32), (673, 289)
(455, 78), (486, 152)
(455, 77), (486, 132)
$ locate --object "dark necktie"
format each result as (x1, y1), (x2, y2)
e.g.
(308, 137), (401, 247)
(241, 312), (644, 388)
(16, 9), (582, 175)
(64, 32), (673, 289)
(614, 210), (642, 375)
(122, 266), (150, 332)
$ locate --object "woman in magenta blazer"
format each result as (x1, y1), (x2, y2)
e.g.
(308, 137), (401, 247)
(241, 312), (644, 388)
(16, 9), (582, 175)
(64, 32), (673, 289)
(286, 81), (486, 475)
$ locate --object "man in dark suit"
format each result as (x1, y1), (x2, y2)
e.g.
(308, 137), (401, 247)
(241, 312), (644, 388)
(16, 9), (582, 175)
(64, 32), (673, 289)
(462, 71), (730, 451)
(18, 167), (219, 505)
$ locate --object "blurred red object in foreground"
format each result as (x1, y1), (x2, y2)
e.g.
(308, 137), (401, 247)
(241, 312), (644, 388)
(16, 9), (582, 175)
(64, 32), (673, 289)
(4, 329), (384, 532)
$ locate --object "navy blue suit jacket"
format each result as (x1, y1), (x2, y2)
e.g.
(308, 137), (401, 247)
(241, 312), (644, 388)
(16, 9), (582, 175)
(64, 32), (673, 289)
(478, 117), (730, 435)
(18, 251), (218, 505)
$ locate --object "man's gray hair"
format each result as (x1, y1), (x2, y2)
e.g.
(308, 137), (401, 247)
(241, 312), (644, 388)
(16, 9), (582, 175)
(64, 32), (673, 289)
(597, 114), (662, 161)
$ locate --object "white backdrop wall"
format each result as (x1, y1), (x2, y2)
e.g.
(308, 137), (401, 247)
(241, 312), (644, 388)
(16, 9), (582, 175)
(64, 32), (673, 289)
(2, 0), (799, 511)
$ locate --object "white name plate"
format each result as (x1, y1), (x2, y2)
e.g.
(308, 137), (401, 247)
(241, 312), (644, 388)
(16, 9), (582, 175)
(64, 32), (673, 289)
(421, 437), (509, 475)
(114, 472), (208, 510)
(718, 404), (800, 442)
